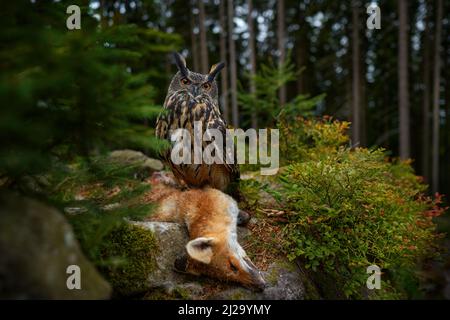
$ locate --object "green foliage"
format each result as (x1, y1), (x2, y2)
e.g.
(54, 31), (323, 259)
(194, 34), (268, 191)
(0, 0), (178, 183)
(239, 178), (262, 210)
(274, 117), (444, 298)
(47, 155), (156, 298)
(238, 57), (322, 128)
(278, 115), (350, 164)
(0, 1), (174, 298)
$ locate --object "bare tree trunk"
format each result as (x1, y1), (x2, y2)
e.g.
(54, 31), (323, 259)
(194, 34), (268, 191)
(198, 0), (209, 73)
(398, 0), (410, 159)
(351, 1), (361, 146)
(295, 42), (306, 94)
(432, 0), (443, 193)
(360, 66), (367, 147)
(422, 8), (431, 183)
(219, 0), (229, 123)
(99, 0), (107, 28)
(228, 0), (239, 127)
(295, 6), (307, 95)
(190, 1), (200, 72)
(247, 0), (257, 128)
(277, 0), (286, 106)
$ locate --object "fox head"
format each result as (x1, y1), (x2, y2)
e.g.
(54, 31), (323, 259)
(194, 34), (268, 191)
(176, 196), (266, 291)
(183, 235), (266, 291)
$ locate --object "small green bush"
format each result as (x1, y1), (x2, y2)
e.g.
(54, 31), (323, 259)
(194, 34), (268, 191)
(274, 117), (444, 298)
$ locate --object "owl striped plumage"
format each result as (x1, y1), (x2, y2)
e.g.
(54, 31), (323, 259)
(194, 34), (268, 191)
(155, 52), (239, 196)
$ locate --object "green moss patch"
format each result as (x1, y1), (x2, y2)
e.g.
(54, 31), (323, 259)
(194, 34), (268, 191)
(99, 224), (158, 297)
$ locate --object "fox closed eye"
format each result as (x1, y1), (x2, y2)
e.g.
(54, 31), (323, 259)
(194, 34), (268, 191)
(229, 260), (239, 273)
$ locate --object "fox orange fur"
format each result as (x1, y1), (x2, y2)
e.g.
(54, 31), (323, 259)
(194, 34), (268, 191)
(145, 172), (265, 290)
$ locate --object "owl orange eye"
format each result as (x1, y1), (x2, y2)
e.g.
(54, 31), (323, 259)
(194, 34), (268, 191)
(202, 82), (211, 90)
(180, 78), (191, 85)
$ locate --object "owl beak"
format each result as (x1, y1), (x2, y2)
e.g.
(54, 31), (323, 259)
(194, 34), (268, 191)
(191, 86), (200, 97)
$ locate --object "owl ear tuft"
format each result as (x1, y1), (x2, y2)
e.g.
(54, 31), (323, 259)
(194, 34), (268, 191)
(173, 52), (189, 78)
(207, 62), (225, 82)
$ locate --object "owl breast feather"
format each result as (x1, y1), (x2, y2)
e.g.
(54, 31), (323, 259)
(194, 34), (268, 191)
(157, 90), (225, 141)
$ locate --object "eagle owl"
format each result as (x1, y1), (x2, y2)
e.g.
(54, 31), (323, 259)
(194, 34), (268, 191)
(156, 52), (239, 197)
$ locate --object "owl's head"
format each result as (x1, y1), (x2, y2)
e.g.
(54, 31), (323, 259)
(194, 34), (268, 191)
(167, 52), (225, 103)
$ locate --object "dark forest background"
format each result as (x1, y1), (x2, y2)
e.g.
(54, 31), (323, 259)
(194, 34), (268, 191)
(94, 0), (449, 198)
(155, 0), (450, 199)
(1, 0), (449, 198)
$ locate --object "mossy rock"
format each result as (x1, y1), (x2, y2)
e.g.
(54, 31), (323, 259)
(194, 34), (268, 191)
(130, 222), (200, 291)
(100, 221), (204, 298)
(210, 260), (307, 300)
(99, 224), (158, 297)
(144, 283), (204, 300)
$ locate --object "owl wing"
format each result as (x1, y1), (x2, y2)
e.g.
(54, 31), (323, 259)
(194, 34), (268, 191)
(156, 90), (191, 140)
(198, 97), (240, 184)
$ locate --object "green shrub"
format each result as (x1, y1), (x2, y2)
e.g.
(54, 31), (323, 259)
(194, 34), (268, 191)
(278, 115), (350, 164)
(274, 117), (444, 298)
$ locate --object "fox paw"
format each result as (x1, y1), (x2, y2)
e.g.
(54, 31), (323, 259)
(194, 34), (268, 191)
(237, 210), (251, 226)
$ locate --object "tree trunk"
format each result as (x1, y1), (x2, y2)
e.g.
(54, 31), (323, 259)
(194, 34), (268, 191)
(99, 0), (107, 28)
(247, 0), (257, 128)
(190, 1), (200, 72)
(432, 0), (443, 193)
(295, 6), (307, 95)
(351, 1), (361, 146)
(198, 0), (209, 73)
(277, 0), (286, 106)
(219, 0), (229, 123)
(228, 0), (239, 127)
(295, 41), (306, 94)
(421, 7), (431, 183)
(398, 0), (410, 159)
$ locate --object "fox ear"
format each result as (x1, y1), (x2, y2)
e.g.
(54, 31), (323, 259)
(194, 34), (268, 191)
(186, 237), (215, 264)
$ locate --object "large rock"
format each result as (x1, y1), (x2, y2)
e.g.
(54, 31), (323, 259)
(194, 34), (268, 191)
(130, 221), (306, 300)
(0, 192), (112, 299)
(209, 261), (306, 300)
(131, 221), (191, 287)
(262, 262), (306, 299)
(130, 221), (205, 298)
(108, 150), (163, 179)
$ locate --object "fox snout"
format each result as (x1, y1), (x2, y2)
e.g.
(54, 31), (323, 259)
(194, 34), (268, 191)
(250, 274), (267, 291)
(243, 257), (266, 291)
